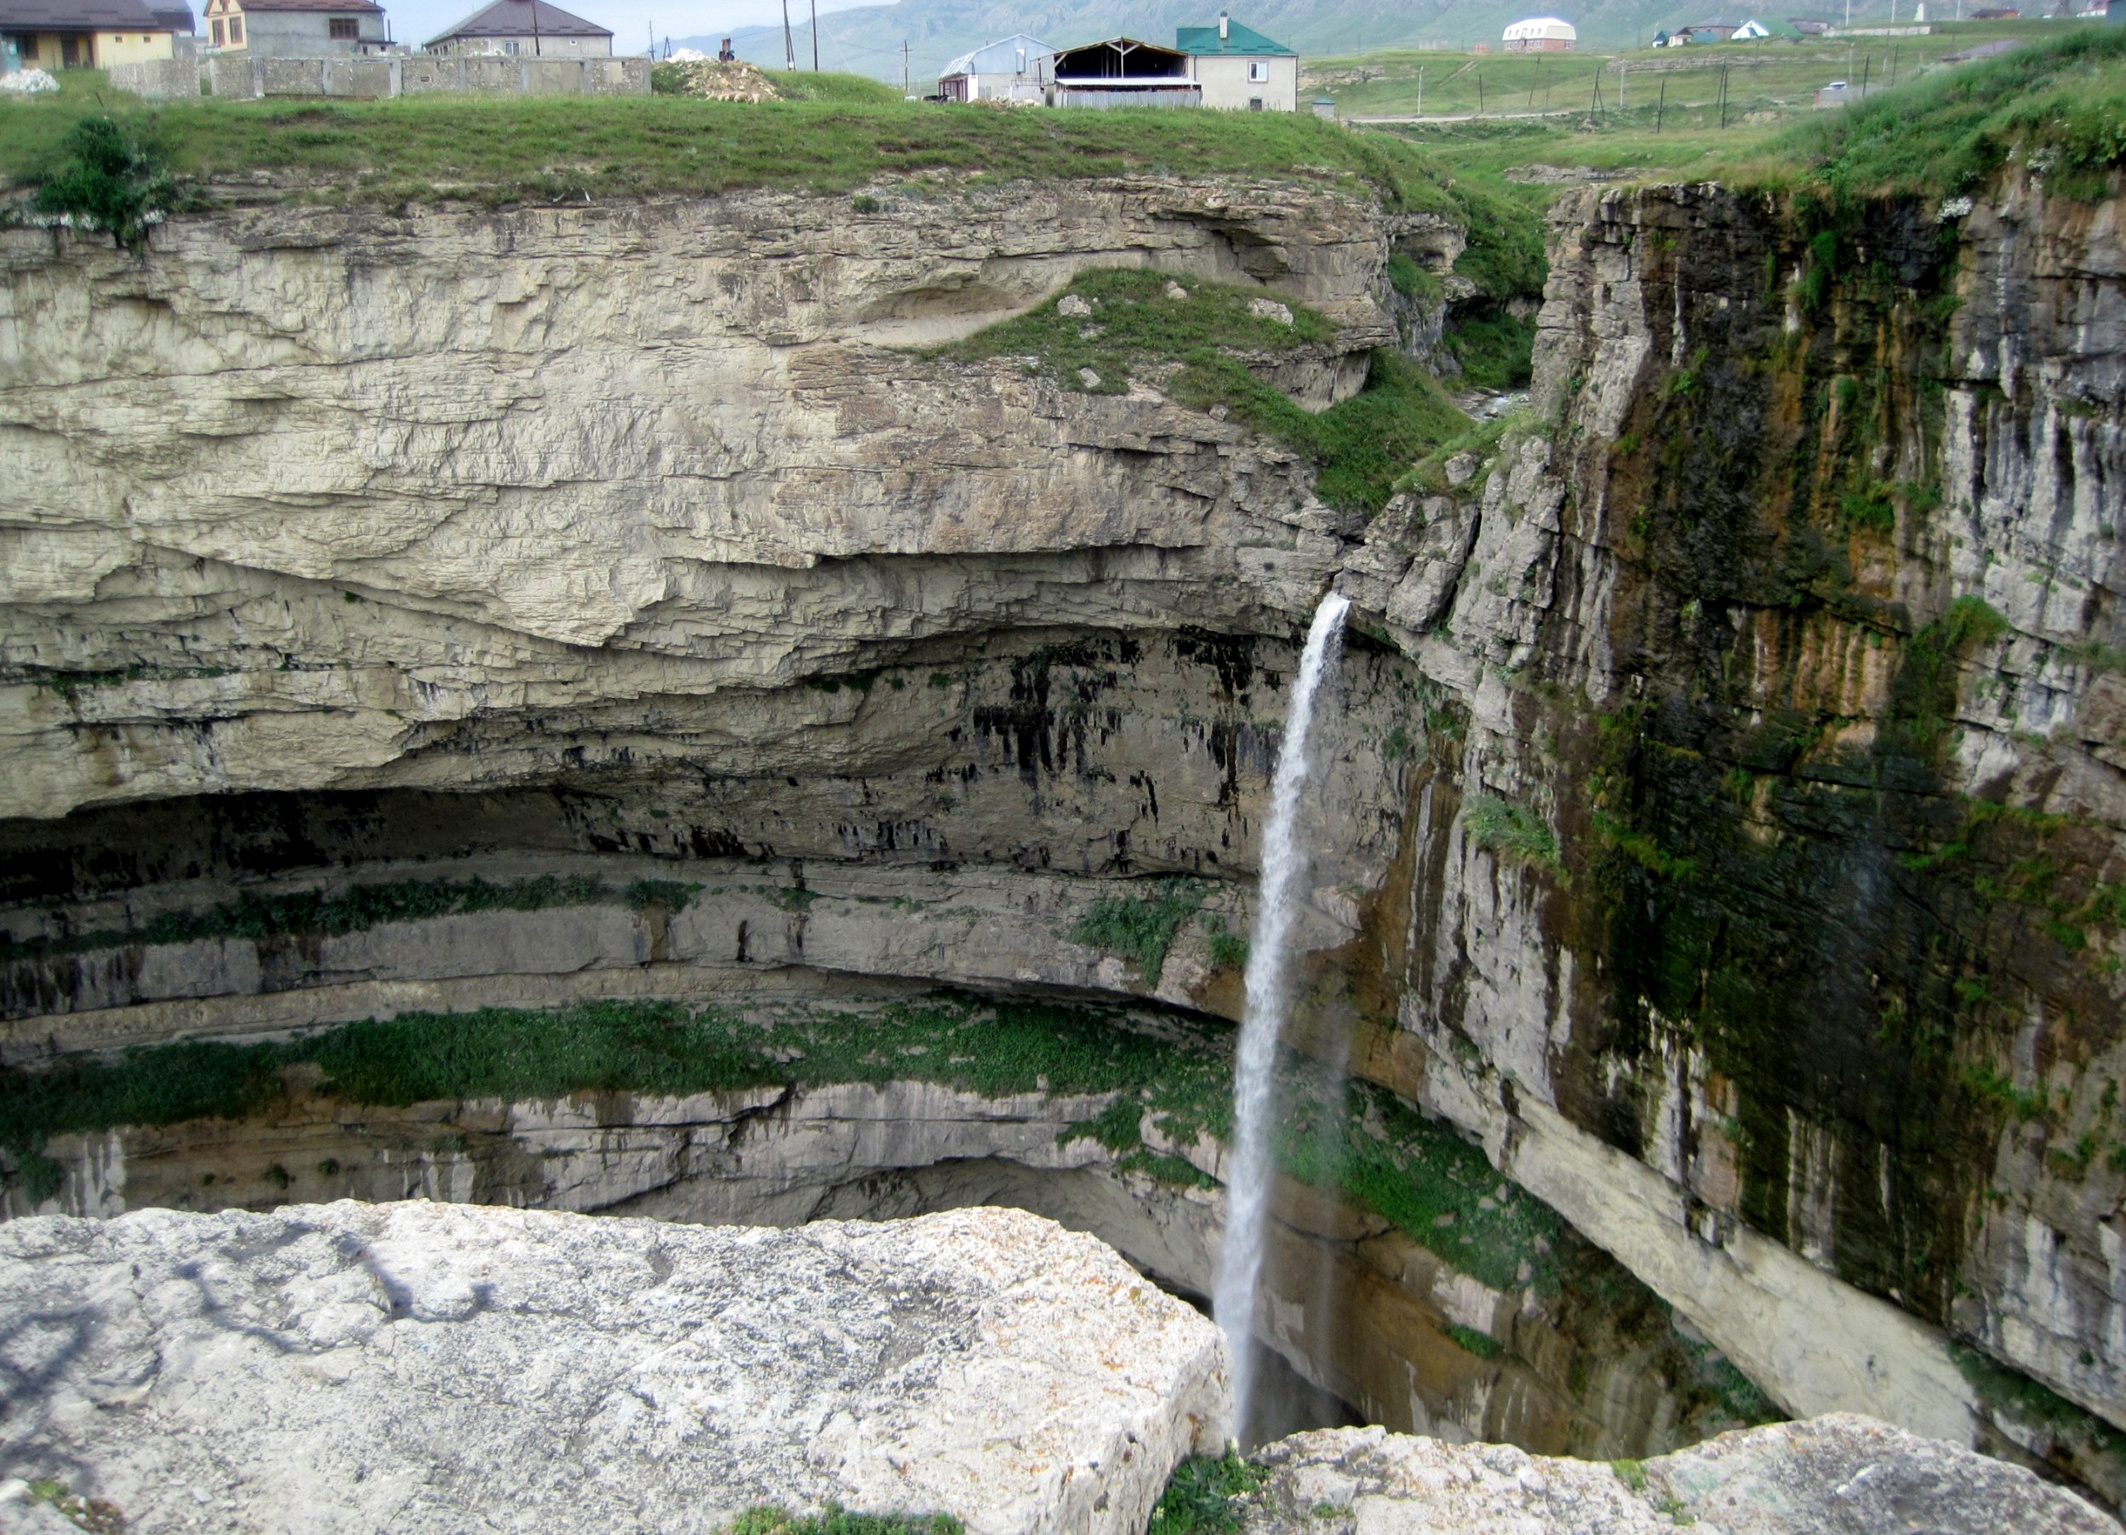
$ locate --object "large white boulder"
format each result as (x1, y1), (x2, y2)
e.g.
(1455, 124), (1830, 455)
(0, 1201), (1230, 1534)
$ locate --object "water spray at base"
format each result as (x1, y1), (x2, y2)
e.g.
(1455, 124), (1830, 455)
(1212, 589), (1351, 1444)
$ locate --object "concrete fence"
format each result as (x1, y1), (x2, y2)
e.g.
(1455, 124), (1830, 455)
(110, 53), (650, 101)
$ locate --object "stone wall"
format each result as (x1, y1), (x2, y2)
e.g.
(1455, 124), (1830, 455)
(108, 52), (651, 100)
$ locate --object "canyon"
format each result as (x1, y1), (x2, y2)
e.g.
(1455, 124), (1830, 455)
(2, 147), (2123, 1520)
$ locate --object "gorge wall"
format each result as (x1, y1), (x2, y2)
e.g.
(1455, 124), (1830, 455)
(3, 164), (2122, 1503)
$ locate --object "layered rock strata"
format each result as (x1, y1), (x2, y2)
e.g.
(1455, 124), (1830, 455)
(6, 164), (2126, 1507)
(0, 1201), (1228, 1534)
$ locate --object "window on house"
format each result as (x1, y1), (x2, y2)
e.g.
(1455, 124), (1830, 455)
(504, 38), (520, 53)
(210, 17), (223, 41)
(328, 17), (357, 37)
(19, 34), (35, 58)
(228, 16), (241, 41)
(61, 35), (80, 65)
(1247, 59), (1268, 82)
(1248, 95), (1263, 109)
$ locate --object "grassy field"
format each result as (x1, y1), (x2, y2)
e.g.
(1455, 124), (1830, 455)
(0, 66), (1449, 208)
(1358, 24), (2126, 212)
(1310, 18), (2096, 122)
(8, 25), (2117, 224)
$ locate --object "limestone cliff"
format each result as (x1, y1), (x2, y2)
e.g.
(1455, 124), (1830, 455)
(4, 164), (2124, 1507)
(1337, 175), (2126, 1494)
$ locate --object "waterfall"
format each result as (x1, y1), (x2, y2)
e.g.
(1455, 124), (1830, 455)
(1212, 589), (1350, 1444)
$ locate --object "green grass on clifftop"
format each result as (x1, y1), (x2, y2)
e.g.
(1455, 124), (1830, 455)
(1749, 26), (2126, 198)
(0, 72), (1456, 208)
(1357, 24), (2126, 207)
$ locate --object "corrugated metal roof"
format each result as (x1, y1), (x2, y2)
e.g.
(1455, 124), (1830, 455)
(426, 0), (608, 43)
(941, 32), (1051, 78)
(0, 0), (167, 27)
(1175, 18), (1294, 56)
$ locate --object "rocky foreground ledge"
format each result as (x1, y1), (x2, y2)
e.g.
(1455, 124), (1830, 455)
(0, 1201), (2118, 1535)
(1241, 1417), (2121, 1534)
(0, 1201), (1228, 1534)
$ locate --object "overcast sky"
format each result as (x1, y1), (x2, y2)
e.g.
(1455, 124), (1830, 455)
(379, 0), (874, 51)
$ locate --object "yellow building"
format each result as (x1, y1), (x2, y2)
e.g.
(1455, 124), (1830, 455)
(1, 0), (193, 68)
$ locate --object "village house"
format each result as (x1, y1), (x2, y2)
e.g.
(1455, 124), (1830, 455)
(200, 0), (387, 55)
(936, 32), (1051, 102)
(2, 0), (191, 68)
(424, 0), (611, 57)
(1045, 16), (1297, 112)
(1501, 16), (1577, 51)
(1177, 13), (1296, 111)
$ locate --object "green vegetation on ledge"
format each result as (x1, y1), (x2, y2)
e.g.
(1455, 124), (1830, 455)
(939, 268), (1469, 514)
(0, 993), (1238, 1201)
(1073, 877), (1211, 985)
(1148, 1451), (1268, 1535)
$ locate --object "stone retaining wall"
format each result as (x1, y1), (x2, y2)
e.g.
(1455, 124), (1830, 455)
(110, 52), (650, 100)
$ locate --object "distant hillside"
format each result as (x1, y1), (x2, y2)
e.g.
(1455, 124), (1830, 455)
(679, 0), (1912, 86)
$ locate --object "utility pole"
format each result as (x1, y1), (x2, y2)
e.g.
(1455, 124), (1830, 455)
(1476, 72), (1483, 116)
(1655, 72), (1665, 132)
(810, 0), (818, 69)
(1528, 56), (1538, 109)
(902, 39), (909, 96)
(781, 0), (794, 69)
(1620, 62), (1626, 110)
(1415, 64), (1423, 115)
(529, 0), (541, 56)
(1718, 62), (1729, 126)
(1860, 53), (1870, 96)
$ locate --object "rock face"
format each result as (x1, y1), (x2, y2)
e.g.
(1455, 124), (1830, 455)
(1331, 175), (2126, 1496)
(0, 179), (1389, 823)
(1241, 1415), (2120, 1535)
(0, 1201), (1228, 1534)
(6, 164), (2126, 1509)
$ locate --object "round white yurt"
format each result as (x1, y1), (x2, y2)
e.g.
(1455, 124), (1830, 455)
(1501, 16), (1578, 50)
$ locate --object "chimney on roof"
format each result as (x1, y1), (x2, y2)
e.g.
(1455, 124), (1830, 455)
(1218, 10), (1229, 38)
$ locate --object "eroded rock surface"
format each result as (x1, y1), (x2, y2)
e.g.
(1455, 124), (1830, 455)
(0, 1201), (1228, 1534)
(1240, 1415), (2120, 1535)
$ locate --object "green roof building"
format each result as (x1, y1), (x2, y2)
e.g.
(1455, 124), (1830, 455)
(1177, 12), (1296, 110)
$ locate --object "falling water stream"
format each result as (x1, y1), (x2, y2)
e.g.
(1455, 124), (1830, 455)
(1212, 589), (1351, 1443)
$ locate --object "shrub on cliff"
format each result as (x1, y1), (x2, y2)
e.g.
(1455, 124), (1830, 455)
(32, 115), (173, 248)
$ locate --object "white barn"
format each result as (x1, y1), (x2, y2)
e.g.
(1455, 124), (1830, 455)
(937, 33), (1051, 103)
(1501, 16), (1577, 50)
